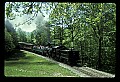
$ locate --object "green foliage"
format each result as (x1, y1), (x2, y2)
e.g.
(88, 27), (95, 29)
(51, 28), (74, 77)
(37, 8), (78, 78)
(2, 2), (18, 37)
(5, 20), (18, 47)
(29, 21), (51, 46)
(49, 3), (116, 74)
(5, 2), (116, 74)
(5, 28), (15, 52)
(16, 28), (27, 42)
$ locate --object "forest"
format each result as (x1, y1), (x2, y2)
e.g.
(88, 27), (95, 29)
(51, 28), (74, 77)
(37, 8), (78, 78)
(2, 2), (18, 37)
(5, 2), (116, 74)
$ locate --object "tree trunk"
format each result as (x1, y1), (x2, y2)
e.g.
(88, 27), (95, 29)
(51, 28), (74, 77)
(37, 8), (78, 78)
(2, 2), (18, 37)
(98, 36), (102, 69)
(47, 27), (51, 43)
(98, 24), (102, 70)
(80, 41), (83, 66)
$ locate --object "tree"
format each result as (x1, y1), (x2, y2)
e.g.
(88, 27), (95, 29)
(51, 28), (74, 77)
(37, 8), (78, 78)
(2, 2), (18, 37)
(5, 2), (116, 74)
(82, 3), (116, 70)
(16, 28), (27, 42)
(5, 19), (18, 48)
(5, 2), (55, 26)
(49, 3), (116, 73)
(5, 27), (15, 53)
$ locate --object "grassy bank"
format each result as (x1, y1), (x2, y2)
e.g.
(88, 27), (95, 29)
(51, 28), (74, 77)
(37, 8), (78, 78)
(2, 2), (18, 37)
(4, 50), (79, 77)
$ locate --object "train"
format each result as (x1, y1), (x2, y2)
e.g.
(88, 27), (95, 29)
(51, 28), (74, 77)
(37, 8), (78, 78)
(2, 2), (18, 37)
(18, 42), (80, 66)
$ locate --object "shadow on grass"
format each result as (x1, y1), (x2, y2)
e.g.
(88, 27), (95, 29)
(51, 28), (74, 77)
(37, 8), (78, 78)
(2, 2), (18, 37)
(5, 61), (57, 66)
(5, 49), (26, 61)
(5, 49), (57, 66)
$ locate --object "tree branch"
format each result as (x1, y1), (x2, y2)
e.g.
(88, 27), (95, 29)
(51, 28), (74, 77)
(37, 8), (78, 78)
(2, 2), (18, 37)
(15, 12), (38, 27)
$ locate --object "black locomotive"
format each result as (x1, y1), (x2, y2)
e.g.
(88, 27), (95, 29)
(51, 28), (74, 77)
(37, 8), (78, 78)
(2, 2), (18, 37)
(18, 42), (80, 66)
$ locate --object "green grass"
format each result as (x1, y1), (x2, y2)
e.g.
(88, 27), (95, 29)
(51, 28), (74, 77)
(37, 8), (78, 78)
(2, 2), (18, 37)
(4, 50), (79, 77)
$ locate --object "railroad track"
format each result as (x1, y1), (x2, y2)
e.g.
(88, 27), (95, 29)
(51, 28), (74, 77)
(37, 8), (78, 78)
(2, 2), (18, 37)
(22, 50), (115, 78)
(73, 66), (115, 78)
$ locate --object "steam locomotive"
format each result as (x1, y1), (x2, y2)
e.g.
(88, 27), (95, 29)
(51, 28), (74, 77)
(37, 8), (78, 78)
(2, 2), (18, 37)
(18, 42), (80, 66)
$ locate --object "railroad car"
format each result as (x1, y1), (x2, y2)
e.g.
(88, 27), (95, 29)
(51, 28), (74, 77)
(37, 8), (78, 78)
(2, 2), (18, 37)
(18, 42), (34, 51)
(50, 45), (80, 66)
(43, 47), (52, 57)
(60, 49), (80, 66)
(18, 42), (80, 66)
(32, 46), (44, 55)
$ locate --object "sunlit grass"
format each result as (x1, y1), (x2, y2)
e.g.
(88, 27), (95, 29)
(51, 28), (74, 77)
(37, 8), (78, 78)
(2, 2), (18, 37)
(4, 50), (79, 77)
